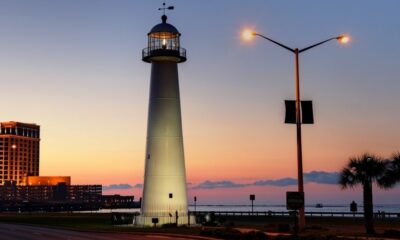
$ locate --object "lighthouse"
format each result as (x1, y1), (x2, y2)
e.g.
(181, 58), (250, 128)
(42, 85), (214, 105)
(137, 10), (190, 226)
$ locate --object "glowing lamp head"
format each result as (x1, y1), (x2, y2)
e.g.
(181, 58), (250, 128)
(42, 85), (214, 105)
(338, 35), (350, 44)
(11, 144), (17, 149)
(242, 29), (255, 41)
(162, 38), (167, 47)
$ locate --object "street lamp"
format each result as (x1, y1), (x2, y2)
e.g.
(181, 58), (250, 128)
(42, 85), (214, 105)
(242, 29), (350, 230)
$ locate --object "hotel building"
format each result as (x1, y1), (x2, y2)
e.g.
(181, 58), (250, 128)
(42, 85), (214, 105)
(0, 121), (40, 186)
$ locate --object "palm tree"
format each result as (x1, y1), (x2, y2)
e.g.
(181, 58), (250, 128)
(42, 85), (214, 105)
(379, 152), (400, 188)
(339, 153), (389, 234)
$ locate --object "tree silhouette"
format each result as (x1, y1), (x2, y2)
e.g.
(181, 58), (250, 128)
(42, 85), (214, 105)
(379, 152), (400, 188)
(339, 153), (389, 234)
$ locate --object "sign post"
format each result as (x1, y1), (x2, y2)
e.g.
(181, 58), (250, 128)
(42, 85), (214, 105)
(151, 217), (159, 227)
(250, 194), (255, 214)
(350, 201), (357, 218)
(286, 192), (304, 236)
(194, 196), (197, 213)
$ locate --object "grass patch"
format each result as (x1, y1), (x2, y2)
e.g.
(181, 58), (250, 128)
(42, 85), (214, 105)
(0, 213), (112, 230)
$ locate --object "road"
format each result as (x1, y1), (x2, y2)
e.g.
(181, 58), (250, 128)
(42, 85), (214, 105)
(0, 223), (211, 240)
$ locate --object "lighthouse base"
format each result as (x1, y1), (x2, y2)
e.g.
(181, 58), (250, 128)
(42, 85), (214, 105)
(134, 213), (196, 227)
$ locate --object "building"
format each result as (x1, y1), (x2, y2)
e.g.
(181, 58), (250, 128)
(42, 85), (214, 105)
(138, 10), (192, 226)
(69, 184), (102, 203)
(0, 179), (102, 203)
(101, 195), (136, 208)
(0, 121), (40, 186)
(0, 122), (113, 212)
(25, 176), (71, 186)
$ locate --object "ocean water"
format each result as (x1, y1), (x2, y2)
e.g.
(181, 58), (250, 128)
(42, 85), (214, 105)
(188, 204), (400, 213)
(91, 204), (400, 213)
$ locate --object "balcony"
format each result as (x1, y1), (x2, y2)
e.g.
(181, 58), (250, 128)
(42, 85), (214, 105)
(142, 47), (186, 63)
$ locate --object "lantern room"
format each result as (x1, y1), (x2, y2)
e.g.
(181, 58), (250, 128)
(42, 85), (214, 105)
(142, 15), (186, 63)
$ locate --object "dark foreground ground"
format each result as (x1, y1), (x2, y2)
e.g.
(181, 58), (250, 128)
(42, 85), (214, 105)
(212, 214), (400, 235)
(0, 223), (214, 240)
(0, 213), (399, 239)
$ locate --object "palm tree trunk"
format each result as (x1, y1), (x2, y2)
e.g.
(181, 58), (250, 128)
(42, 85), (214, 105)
(363, 181), (375, 234)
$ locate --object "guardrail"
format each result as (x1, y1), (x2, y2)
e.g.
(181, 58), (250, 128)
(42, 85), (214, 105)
(190, 211), (400, 219)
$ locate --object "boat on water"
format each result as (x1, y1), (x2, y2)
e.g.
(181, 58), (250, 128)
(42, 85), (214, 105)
(315, 203), (323, 208)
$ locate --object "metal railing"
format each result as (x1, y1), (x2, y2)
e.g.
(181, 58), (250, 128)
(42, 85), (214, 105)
(142, 47), (186, 61)
(191, 211), (400, 219)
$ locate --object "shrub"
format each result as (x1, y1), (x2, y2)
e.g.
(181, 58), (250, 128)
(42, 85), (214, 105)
(161, 223), (177, 228)
(383, 229), (400, 237)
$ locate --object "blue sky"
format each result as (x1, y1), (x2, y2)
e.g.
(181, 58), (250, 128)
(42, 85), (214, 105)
(0, 0), (400, 203)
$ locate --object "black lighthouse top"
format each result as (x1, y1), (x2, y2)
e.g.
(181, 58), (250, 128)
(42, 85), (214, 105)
(149, 15), (179, 35)
(142, 14), (186, 63)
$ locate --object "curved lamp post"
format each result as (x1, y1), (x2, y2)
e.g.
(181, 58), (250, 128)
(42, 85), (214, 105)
(242, 29), (350, 230)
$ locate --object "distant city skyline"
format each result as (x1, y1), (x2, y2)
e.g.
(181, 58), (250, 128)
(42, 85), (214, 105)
(0, 0), (399, 204)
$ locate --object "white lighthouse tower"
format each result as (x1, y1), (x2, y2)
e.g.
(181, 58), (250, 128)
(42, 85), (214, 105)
(137, 9), (190, 226)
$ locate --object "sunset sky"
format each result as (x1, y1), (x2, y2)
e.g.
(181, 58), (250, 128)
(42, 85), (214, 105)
(1, 0), (400, 204)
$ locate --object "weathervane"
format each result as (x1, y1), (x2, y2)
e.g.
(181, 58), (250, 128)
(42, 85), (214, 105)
(158, 0), (174, 15)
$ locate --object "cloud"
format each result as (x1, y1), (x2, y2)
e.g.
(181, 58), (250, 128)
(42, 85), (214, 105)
(104, 172), (340, 191)
(191, 171), (340, 189)
(253, 177), (297, 186)
(192, 180), (248, 189)
(304, 171), (339, 184)
(254, 172), (340, 187)
(102, 184), (133, 191)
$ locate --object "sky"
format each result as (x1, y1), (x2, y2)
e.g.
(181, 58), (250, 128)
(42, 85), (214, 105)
(1, 0), (400, 204)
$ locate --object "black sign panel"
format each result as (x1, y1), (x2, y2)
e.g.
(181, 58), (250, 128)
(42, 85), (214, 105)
(286, 191), (304, 210)
(301, 101), (314, 124)
(250, 194), (255, 201)
(285, 100), (296, 124)
(284, 100), (314, 124)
